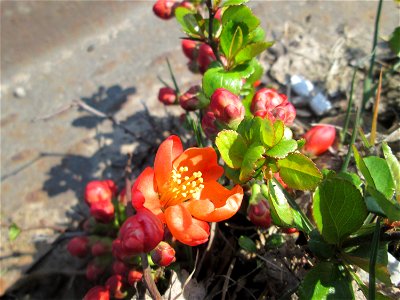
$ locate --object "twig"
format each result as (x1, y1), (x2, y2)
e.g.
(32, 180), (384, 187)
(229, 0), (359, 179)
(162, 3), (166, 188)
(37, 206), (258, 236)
(370, 69), (383, 145)
(173, 250), (199, 300)
(141, 253), (162, 300)
(194, 222), (216, 277)
(206, 0), (223, 65)
(222, 257), (236, 300)
(341, 68), (357, 144)
(124, 153), (134, 216)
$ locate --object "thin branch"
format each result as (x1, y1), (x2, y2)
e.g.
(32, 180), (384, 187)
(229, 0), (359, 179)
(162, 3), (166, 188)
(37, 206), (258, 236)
(141, 253), (162, 300)
(206, 0), (223, 65)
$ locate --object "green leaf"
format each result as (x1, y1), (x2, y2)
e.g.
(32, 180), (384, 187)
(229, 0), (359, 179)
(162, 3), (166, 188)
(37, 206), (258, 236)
(308, 229), (335, 260)
(222, 5), (260, 33)
(265, 181), (294, 227)
(237, 116), (262, 144)
(278, 153), (322, 190)
(223, 0), (249, 7)
(337, 171), (363, 194)
(341, 243), (391, 285)
(313, 177), (367, 245)
(364, 156), (395, 200)
(382, 142), (400, 201)
(202, 66), (243, 98)
(352, 146), (375, 188)
(260, 118), (275, 148)
(245, 59), (263, 85)
(8, 223), (21, 241)
(298, 262), (354, 300)
(239, 143), (265, 182)
(224, 165), (242, 184)
(365, 187), (400, 221)
(238, 235), (256, 252)
(175, 8), (204, 38)
(248, 26), (266, 43)
(235, 41), (273, 64)
(273, 120), (284, 145)
(220, 22), (245, 60)
(215, 130), (247, 169)
(265, 139), (297, 159)
(388, 26), (400, 57)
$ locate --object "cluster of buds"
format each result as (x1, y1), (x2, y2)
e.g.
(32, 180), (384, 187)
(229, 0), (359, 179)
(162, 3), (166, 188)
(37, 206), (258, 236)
(302, 125), (336, 156)
(85, 180), (117, 223)
(152, 0), (194, 20)
(201, 88), (245, 138)
(182, 40), (217, 74)
(251, 88), (296, 126)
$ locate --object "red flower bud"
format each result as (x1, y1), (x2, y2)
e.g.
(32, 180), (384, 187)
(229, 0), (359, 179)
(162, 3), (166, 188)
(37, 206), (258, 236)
(117, 208), (164, 256)
(67, 236), (89, 258)
(201, 110), (219, 138)
(179, 85), (202, 111)
(176, 1), (195, 11)
(210, 88), (245, 128)
(181, 39), (199, 60)
(283, 227), (299, 234)
(251, 89), (296, 125)
(197, 44), (216, 74)
(86, 261), (105, 282)
(127, 269), (143, 286)
(90, 200), (115, 224)
(273, 172), (288, 189)
(158, 87), (177, 105)
(247, 199), (272, 228)
(91, 239), (112, 257)
(105, 275), (127, 299)
(83, 286), (110, 300)
(150, 241), (176, 267)
(85, 180), (116, 206)
(153, 0), (176, 20)
(303, 125), (336, 156)
(215, 8), (222, 21)
(112, 260), (129, 276)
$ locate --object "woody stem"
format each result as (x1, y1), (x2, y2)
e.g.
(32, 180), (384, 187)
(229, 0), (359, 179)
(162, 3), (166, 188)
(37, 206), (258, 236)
(141, 253), (162, 300)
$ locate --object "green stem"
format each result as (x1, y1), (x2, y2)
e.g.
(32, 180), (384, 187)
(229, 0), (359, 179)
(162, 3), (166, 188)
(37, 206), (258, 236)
(361, 0), (383, 113)
(369, 218), (381, 300)
(166, 58), (180, 94)
(340, 107), (361, 172)
(341, 69), (357, 144)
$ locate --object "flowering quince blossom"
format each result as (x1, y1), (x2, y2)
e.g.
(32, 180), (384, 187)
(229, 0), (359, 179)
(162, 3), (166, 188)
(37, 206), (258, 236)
(131, 135), (244, 246)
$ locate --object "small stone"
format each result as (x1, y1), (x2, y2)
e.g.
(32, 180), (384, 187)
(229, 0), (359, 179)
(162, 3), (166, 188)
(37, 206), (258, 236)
(87, 45), (95, 52)
(13, 87), (26, 98)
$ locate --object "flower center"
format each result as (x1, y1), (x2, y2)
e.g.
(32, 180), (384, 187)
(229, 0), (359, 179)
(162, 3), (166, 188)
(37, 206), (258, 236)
(160, 166), (205, 207)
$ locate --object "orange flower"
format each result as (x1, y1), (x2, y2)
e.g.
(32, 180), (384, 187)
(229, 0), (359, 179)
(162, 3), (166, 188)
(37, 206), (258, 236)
(132, 135), (243, 246)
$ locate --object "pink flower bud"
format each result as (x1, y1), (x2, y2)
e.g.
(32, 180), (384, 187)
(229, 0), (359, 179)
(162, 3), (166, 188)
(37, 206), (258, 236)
(86, 261), (105, 282)
(118, 208), (164, 256)
(247, 199), (272, 228)
(83, 286), (110, 300)
(85, 180), (116, 206)
(158, 87), (177, 105)
(112, 260), (129, 276)
(90, 200), (115, 224)
(215, 8), (222, 21)
(181, 39), (199, 60)
(153, 0), (177, 20)
(128, 269), (143, 286)
(105, 275), (127, 299)
(67, 236), (89, 258)
(210, 88), (245, 128)
(150, 241), (176, 267)
(283, 227), (299, 234)
(91, 239), (112, 257)
(179, 85), (202, 111)
(201, 111), (219, 138)
(197, 44), (216, 74)
(303, 125), (336, 156)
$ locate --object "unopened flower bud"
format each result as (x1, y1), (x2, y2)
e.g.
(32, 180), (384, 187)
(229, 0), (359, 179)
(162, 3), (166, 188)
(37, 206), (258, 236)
(283, 227), (299, 234)
(86, 261), (105, 282)
(197, 44), (216, 74)
(201, 111), (219, 138)
(150, 241), (176, 267)
(118, 208), (164, 256)
(247, 184), (271, 228)
(85, 180), (116, 206)
(67, 236), (89, 258)
(181, 39), (199, 60)
(153, 0), (177, 20)
(90, 200), (115, 224)
(210, 88), (245, 129)
(105, 275), (127, 299)
(158, 87), (177, 105)
(112, 260), (129, 276)
(128, 269), (143, 286)
(179, 85), (202, 111)
(303, 125), (336, 156)
(91, 239), (112, 256)
(83, 286), (110, 300)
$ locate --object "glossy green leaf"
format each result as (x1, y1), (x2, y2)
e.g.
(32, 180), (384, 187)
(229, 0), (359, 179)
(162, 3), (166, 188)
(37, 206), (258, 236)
(388, 26), (400, 57)
(8, 223), (21, 241)
(337, 171), (363, 194)
(382, 142), (400, 201)
(223, 0), (249, 7)
(265, 181), (294, 227)
(222, 5), (260, 33)
(175, 8), (204, 38)
(265, 139), (297, 159)
(220, 21), (245, 60)
(216, 130), (247, 169)
(364, 156), (395, 199)
(352, 146), (375, 189)
(238, 235), (256, 252)
(239, 143), (265, 182)
(202, 66), (243, 98)
(273, 120), (284, 145)
(298, 262), (354, 300)
(248, 26), (266, 43)
(260, 118), (275, 148)
(278, 153), (322, 190)
(365, 187), (400, 221)
(313, 177), (367, 244)
(235, 41), (274, 64)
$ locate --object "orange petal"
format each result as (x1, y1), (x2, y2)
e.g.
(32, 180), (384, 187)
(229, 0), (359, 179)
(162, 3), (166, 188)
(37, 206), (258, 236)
(131, 167), (162, 218)
(188, 182), (243, 222)
(164, 204), (210, 246)
(172, 147), (223, 182)
(154, 136), (183, 193)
